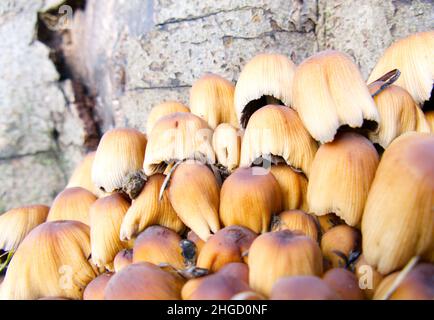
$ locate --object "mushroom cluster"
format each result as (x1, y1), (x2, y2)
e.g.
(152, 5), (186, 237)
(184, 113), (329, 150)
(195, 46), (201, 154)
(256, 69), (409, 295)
(0, 31), (433, 300)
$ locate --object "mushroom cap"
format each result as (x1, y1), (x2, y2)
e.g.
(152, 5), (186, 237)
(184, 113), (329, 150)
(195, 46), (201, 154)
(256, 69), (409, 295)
(1, 221), (98, 300)
(168, 161), (220, 241)
(368, 31), (434, 106)
(368, 83), (430, 148)
(196, 225), (257, 272)
(66, 152), (102, 196)
(212, 123), (241, 172)
(0, 204), (49, 252)
(146, 101), (190, 134)
(143, 112), (215, 176)
(90, 193), (131, 270)
(92, 128), (147, 193)
(293, 50), (379, 143)
(362, 132), (434, 274)
(270, 276), (340, 300)
(104, 262), (183, 300)
(120, 173), (184, 241)
(307, 132), (379, 227)
(132, 225), (184, 269)
(190, 73), (237, 129)
(235, 53), (296, 128)
(248, 230), (323, 297)
(47, 187), (97, 225)
(220, 167), (282, 234)
(240, 104), (318, 177)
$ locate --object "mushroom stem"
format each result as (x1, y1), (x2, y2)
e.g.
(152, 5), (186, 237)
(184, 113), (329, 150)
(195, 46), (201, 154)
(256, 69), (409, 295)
(379, 256), (420, 300)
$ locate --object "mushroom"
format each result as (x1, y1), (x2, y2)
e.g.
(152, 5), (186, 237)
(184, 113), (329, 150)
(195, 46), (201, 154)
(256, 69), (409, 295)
(92, 128), (147, 199)
(104, 262), (184, 300)
(66, 152), (102, 196)
(181, 263), (250, 300)
(292, 50), (379, 143)
(248, 230), (323, 297)
(167, 161), (221, 241)
(132, 226), (184, 270)
(362, 132), (434, 274)
(270, 276), (340, 300)
(240, 104), (318, 177)
(83, 273), (114, 300)
(0, 204), (49, 253)
(270, 164), (308, 211)
(219, 167), (281, 234)
(234, 53), (296, 128)
(190, 73), (238, 129)
(367, 82), (430, 148)
(89, 193), (132, 271)
(271, 210), (319, 242)
(120, 174), (185, 241)
(47, 187), (97, 225)
(323, 268), (365, 300)
(196, 225), (257, 272)
(321, 224), (361, 270)
(307, 132), (379, 227)
(0, 221), (98, 300)
(143, 112), (215, 176)
(113, 249), (133, 273)
(212, 123), (241, 176)
(373, 263), (433, 300)
(146, 101), (190, 134)
(368, 31), (434, 107)
(353, 254), (384, 299)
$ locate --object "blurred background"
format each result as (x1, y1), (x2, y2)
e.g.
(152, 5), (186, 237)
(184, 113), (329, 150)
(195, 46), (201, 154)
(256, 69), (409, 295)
(0, 0), (433, 212)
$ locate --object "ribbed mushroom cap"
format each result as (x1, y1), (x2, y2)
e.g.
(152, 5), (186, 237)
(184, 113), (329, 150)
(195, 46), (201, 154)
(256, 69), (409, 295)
(368, 83), (430, 148)
(240, 104), (318, 177)
(212, 123), (241, 172)
(90, 193), (131, 271)
(143, 112), (215, 176)
(120, 174), (184, 241)
(146, 101), (190, 134)
(196, 225), (257, 272)
(293, 50), (379, 143)
(362, 132), (434, 274)
(235, 53), (296, 128)
(190, 73), (238, 129)
(248, 230), (323, 297)
(0, 204), (49, 252)
(104, 262), (183, 300)
(168, 161), (220, 241)
(92, 128), (147, 193)
(220, 167), (282, 234)
(307, 132), (379, 227)
(66, 152), (101, 196)
(271, 210), (319, 242)
(0, 221), (98, 300)
(270, 164), (308, 211)
(373, 263), (434, 300)
(368, 31), (434, 106)
(47, 187), (97, 225)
